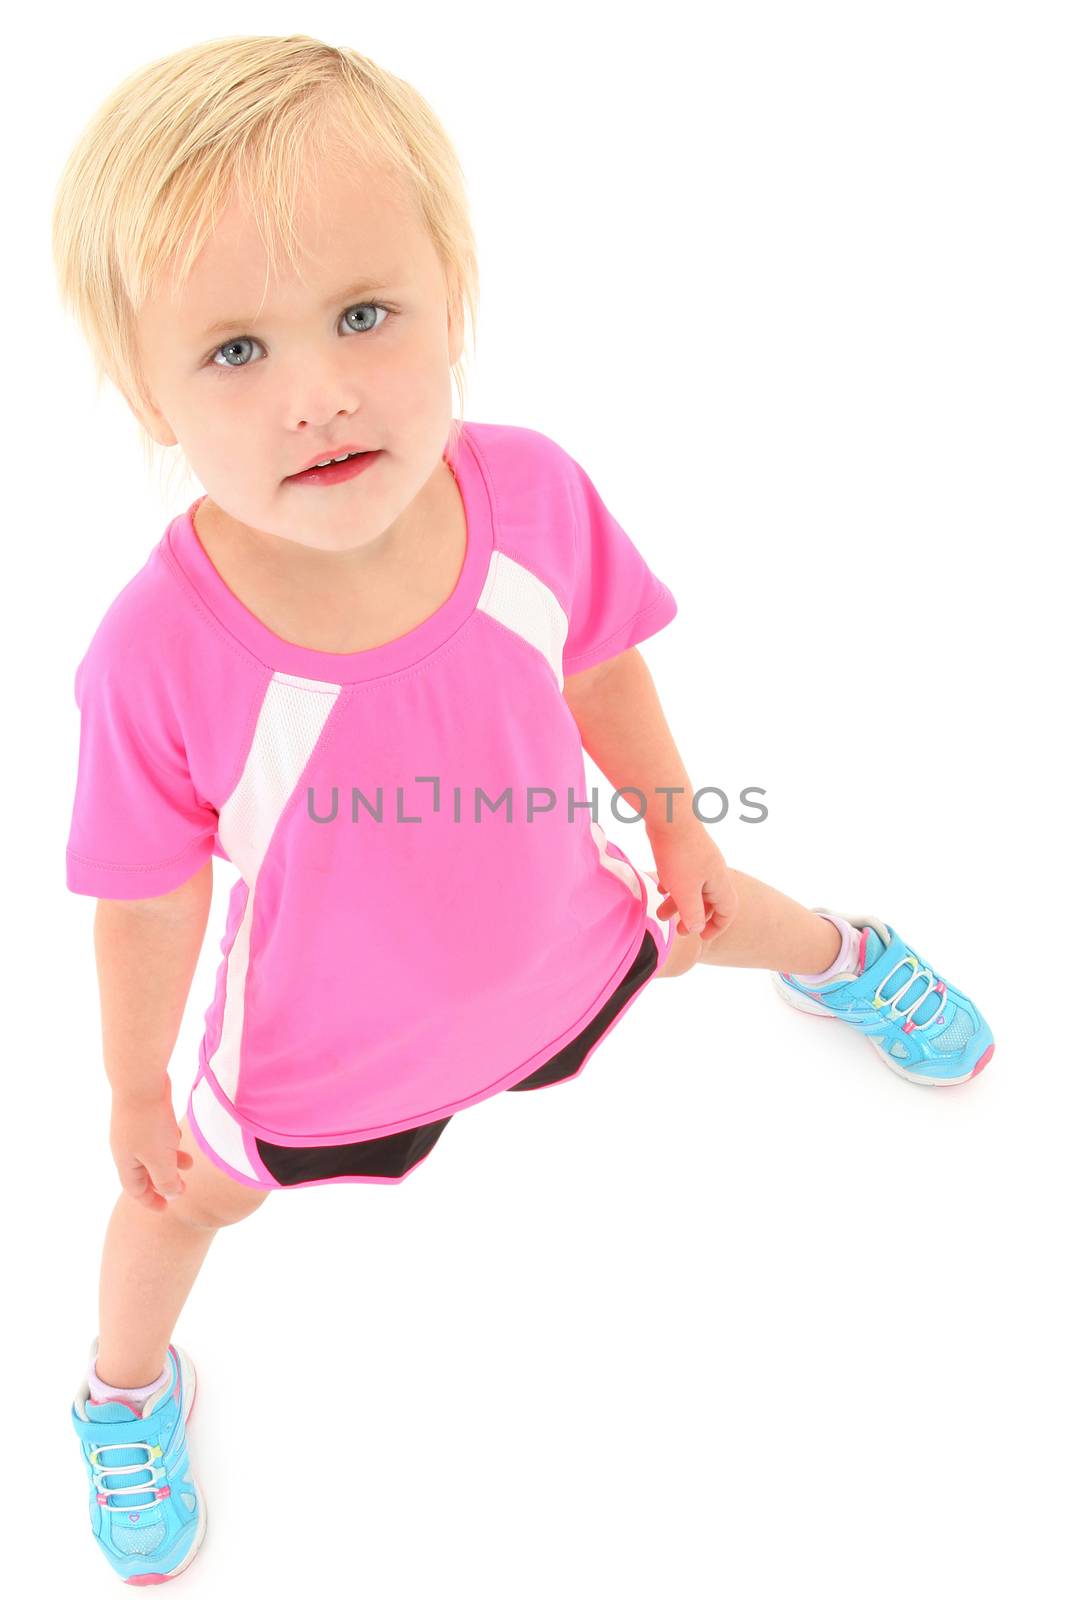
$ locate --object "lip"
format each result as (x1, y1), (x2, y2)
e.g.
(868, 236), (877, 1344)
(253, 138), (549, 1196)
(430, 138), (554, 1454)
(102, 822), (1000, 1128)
(285, 450), (383, 489)
(287, 444), (378, 477)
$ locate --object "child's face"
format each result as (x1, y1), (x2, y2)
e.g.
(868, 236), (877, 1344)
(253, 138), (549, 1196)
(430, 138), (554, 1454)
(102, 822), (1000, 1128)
(134, 145), (461, 555)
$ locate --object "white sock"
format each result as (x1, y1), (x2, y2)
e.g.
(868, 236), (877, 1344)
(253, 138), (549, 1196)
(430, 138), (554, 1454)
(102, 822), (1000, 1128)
(88, 1354), (170, 1413)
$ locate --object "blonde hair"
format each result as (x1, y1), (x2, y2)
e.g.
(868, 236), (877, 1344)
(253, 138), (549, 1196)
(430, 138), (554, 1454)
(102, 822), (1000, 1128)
(50, 34), (480, 499)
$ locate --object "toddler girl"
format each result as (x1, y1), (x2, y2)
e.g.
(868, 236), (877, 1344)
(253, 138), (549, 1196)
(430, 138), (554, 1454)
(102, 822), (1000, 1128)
(54, 34), (993, 1584)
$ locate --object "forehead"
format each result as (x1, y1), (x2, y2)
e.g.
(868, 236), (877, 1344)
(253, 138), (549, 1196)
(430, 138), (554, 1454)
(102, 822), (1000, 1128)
(149, 154), (433, 323)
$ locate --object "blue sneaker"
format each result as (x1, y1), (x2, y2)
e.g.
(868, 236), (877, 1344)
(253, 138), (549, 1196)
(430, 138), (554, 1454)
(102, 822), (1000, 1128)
(71, 1337), (206, 1584)
(771, 908), (995, 1086)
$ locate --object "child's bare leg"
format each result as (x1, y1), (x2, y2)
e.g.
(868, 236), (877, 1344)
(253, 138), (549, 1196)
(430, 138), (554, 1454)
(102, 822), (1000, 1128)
(95, 1113), (269, 1388)
(655, 868), (841, 980)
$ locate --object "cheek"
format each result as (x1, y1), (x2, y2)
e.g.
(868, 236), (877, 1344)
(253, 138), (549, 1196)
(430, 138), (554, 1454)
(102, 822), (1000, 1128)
(175, 405), (274, 511)
(195, 388), (269, 456)
(378, 354), (445, 417)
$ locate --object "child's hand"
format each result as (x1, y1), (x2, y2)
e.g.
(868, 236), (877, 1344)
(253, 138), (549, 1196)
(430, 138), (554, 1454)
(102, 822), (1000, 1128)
(109, 1092), (194, 1212)
(649, 824), (739, 942)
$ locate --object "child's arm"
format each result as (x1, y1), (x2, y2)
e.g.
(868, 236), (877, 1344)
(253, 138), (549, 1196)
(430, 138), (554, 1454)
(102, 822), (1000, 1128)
(563, 649), (739, 940)
(94, 859), (212, 1100)
(563, 648), (698, 837)
(92, 859), (213, 1206)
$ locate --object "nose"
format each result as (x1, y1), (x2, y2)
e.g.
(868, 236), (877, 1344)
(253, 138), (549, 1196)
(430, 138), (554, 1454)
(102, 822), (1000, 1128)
(295, 402), (360, 432)
(287, 356), (363, 433)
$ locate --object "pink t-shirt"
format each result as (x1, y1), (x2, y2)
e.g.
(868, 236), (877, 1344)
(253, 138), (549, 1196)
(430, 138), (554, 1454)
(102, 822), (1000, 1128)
(66, 421), (679, 1185)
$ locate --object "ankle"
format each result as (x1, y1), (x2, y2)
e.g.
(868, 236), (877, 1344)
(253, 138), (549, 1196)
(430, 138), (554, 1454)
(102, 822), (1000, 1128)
(791, 913), (861, 984)
(796, 914), (843, 977)
(92, 1347), (170, 1396)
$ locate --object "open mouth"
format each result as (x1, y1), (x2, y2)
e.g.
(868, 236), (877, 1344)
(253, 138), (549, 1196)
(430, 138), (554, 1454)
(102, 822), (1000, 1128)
(287, 450), (382, 484)
(306, 451), (365, 470)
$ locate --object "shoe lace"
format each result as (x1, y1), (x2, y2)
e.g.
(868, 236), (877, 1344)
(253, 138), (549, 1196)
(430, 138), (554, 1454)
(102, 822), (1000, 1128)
(89, 1438), (171, 1513)
(872, 953), (946, 1033)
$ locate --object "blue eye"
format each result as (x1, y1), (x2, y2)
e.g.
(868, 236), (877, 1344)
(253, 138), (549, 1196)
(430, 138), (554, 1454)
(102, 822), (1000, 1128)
(341, 303), (391, 336)
(209, 302), (393, 369)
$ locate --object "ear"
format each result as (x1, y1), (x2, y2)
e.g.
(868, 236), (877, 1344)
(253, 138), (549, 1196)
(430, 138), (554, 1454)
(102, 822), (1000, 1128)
(123, 381), (179, 449)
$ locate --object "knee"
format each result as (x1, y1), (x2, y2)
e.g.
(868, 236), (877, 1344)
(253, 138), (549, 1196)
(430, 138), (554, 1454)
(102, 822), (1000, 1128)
(169, 1113), (271, 1228)
(167, 1185), (269, 1232)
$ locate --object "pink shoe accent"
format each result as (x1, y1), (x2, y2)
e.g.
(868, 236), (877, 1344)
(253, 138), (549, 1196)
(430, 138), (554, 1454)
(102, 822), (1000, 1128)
(183, 1353), (197, 1426)
(968, 1043), (995, 1078)
(903, 1020), (915, 1033)
(857, 927), (870, 975)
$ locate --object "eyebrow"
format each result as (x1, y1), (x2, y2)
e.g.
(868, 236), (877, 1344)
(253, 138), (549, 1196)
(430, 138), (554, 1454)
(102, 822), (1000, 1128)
(199, 278), (400, 339)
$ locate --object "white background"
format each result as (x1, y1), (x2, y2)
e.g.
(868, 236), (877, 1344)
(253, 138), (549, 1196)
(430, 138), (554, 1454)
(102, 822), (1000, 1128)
(3, 2), (1064, 1594)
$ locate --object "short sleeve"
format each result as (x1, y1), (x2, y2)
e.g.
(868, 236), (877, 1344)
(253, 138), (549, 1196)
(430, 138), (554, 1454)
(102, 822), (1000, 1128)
(560, 450), (678, 676)
(66, 636), (219, 900)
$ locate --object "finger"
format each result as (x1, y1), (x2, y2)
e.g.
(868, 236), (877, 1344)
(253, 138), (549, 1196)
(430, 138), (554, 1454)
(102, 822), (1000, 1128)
(678, 899), (707, 937)
(712, 889), (739, 926)
(120, 1159), (154, 1202)
(149, 1164), (186, 1201)
(700, 904), (735, 939)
